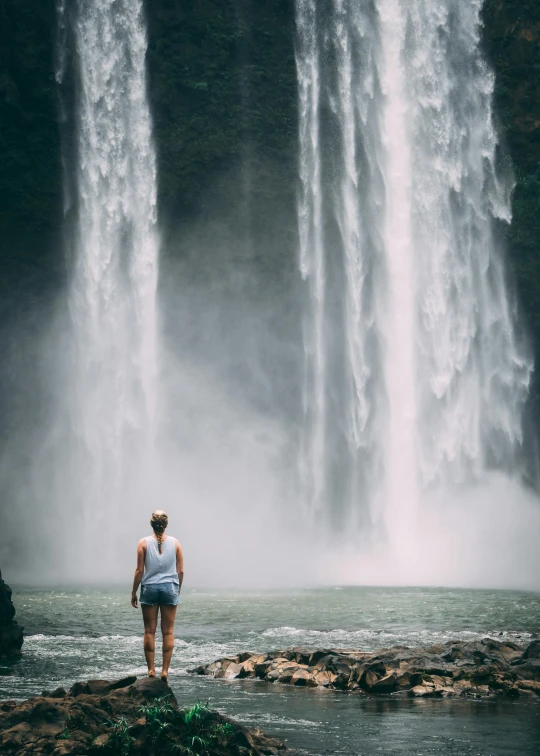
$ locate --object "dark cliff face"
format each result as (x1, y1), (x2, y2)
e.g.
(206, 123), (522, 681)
(0, 0), (62, 258)
(0, 570), (23, 658)
(482, 1), (540, 406)
(0, 0), (539, 408)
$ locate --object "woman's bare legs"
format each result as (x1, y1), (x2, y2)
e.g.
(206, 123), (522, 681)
(141, 604), (159, 677)
(159, 604), (178, 683)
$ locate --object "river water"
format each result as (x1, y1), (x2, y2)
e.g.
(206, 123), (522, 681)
(2, 586), (540, 754)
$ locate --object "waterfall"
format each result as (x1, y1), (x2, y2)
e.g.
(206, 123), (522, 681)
(296, 0), (532, 547)
(58, 0), (159, 545)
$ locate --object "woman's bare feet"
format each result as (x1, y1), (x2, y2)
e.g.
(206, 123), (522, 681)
(148, 669), (156, 678)
(160, 671), (168, 684)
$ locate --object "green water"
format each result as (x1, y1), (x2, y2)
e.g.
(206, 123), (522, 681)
(2, 586), (540, 754)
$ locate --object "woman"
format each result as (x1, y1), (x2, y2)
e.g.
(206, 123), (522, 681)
(131, 510), (184, 682)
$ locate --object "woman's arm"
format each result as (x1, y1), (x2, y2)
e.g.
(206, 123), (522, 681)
(131, 539), (146, 608)
(176, 540), (184, 591)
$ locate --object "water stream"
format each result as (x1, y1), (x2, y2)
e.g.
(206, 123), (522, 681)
(58, 0), (159, 559)
(296, 0), (533, 550)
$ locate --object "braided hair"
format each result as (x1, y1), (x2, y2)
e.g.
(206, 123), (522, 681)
(150, 510), (169, 554)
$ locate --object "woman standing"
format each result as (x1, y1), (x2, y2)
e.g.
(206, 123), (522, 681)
(131, 511), (184, 682)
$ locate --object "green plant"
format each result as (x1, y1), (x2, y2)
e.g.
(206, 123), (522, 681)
(55, 714), (74, 741)
(210, 722), (235, 745)
(138, 695), (175, 746)
(182, 701), (213, 728)
(106, 716), (135, 756)
(172, 703), (235, 754)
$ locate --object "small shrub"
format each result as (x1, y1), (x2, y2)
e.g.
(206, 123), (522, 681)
(106, 716), (135, 756)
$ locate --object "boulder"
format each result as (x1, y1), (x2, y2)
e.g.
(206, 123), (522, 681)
(332, 672), (350, 690)
(518, 680), (540, 693)
(511, 660), (540, 681)
(0, 677), (285, 755)
(313, 654), (336, 671)
(239, 659), (257, 678)
(255, 660), (272, 678)
(524, 641), (540, 660)
(396, 672), (421, 690)
(290, 668), (316, 687)
(0, 571), (23, 659)
(278, 663), (301, 683)
(313, 669), (335, 687)
(408, 684), (435, 697)
(359, 670), (380, 690)
(237, 651), (256, 663)
(350, 663), (366, 683)
(291, 647), (314, 664)
(370, 674), (397, 694)
(365, 661), (387, 677)
(220, 662), (243, 680)
(309, 649), (332, 665)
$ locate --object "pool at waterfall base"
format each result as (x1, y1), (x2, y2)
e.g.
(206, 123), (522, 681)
(2, 586), (540, 754)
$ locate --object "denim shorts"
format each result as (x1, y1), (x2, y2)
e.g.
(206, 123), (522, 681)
(140, 582), (180, 606)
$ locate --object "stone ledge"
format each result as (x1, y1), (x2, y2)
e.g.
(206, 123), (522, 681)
(0, 676), (286, 755)
(190, 638), (540, 700)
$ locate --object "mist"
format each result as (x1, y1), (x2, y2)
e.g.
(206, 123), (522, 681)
(1, 0), (540, 596)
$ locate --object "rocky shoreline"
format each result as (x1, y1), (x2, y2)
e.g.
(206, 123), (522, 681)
(0, 571), (23, 660)
(0, 676), (285, 755)
(191, 638), (540, 699)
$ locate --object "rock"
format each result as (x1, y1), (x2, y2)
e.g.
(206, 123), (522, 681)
(221, 662), (243, 680)
(511, 660), (540, 681)
(290, 668), (312, 686)
(427, 644), (446, 655)
(0, 571), (23, 659)
(370, 674), (397, 693)
(131, 677), (171, 698)
(524, 641), (540, 659)
(365, 661), (387, 677)
(85, 680), (112, 695)
(255, 660), (272, 678)
(330, 661), (354, 677)
(360, 670), (380, 690)
(409, 685), (435, 697)
(291, 647), (314, 664)
(454, 679), (473, 695)
(189, 641), (540, 700)
(0, 677), (285, 756)
(278, 663), (301, 683)
(518, 680), (540, 694)
(396, 672), (421, 690)
(313, 669), (335, 687)
(238, 651), (256, 663)
(350, 663), (366, 683)
(109, 675), (138, 690)
(498, 644), (524, 664)
(332, 672), (350, 690)
(313, 654), (336, 670)
(239, 659), (257, 678)
(309, 649), (332, 665)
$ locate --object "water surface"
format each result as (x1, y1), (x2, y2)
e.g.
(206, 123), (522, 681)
(2, 586), (540, 754)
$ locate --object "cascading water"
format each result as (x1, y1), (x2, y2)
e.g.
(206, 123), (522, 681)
(296, 0), (533, 558)
(57, 0), (159, 555)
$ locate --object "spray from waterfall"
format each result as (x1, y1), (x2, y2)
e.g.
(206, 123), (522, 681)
(296, 0), (533, 566)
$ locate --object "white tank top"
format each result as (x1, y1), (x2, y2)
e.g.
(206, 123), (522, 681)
(141, 536), (179, 586)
